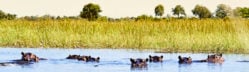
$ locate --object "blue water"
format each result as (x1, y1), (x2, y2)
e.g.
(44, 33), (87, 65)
(0, 48), (249, 72)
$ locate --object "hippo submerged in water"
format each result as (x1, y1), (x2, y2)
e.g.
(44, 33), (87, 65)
(66, 54), (100, 62)
(178, 54), (224, 64)
(130, 58), (148, 68)
(148, 55), (163, 62)
(21, 52), (40, 62)
(78, 56), (100, 62)
(0, 52), (47, 66)
(178, 56), (192, 64)
(66, 54), (81, 59)
(206, 54), (224, 63)
(20, 52), (47, 62)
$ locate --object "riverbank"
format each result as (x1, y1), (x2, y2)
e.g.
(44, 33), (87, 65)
(1, 19), (249, 53)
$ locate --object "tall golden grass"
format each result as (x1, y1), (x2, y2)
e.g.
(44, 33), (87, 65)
(0, 18), (249, 53)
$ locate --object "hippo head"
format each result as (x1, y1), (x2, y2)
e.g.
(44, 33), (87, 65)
(130, 58), (148, 68)
(77, 56), (88, 61)
(178, 56), (192, 64)
(21, 52), (39, 62)
(149, 55), (163, 62)
(66, 54), (80, 59)
(86, 56), (100, 62)
(207, 54), (224, 63)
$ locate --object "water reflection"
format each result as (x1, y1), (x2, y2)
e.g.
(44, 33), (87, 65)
(130, 66), (148, 71)
(178, 63), (192, 72)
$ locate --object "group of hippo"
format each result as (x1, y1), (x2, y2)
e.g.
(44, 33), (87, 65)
(130, 54), (224, 68)
(0, 52), (225, 68)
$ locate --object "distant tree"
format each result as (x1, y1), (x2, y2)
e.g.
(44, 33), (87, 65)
(0, 10), (5, 19)
(172, 5), (186, 18)
(192, 5), (212, 19)
(241, 8), (249, 18)
(155, 4), (164, 17)
(41, 14), (54, 20)
(0, 10), (16, 20)
(233, 7), (242, 17)
(68, 16), (80, 20)
(215, 4), (232, 18)
(56, 16), (61, 19)
(233, 7), (242, 18)
(136, 14), (153, 21)
(5, 13), (16, 20)
(21, 16), (39, 21)
(233, 7), (249, 18)
(80, 3), (102, 21)
(97, 16), (108, 21)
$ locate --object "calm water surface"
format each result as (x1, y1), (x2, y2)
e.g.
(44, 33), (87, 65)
(0, 48), (249, 72)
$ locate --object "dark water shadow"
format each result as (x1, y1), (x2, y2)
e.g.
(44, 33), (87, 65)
(237, 60), (249, 62)
(130, 66), (148, 71)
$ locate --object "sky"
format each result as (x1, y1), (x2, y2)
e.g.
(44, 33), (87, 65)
(0, 0), (249, 18)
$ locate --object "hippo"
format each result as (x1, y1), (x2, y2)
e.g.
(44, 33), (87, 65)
(81, 56), (100, 62)
(77, 56), (100, 62)
(178, 54), (224, 64)
(178, 56), (192, 64)
(130, 58), (148, 68)
(66, 55), (100, 62)
(77, 55), (88, 61)
(149, 55), (163, 62)
(206, 54), (224, 63)
(21, 52), (41, 62)
(66, 54), (81, 59)
(0, 52), (46, 66)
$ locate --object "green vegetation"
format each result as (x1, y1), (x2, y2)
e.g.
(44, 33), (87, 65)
(1, 3), (249, 53)
(1, 19), (249, 53)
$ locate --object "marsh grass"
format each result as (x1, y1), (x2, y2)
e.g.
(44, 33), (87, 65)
(0, 19), (249, 53)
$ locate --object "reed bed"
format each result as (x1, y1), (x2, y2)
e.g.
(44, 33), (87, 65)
(0, 19), (249, 53)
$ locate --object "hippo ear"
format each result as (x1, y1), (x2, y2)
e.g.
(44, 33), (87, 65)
(160, 55), (163, 58)
(21, 52), (24, 55)
(188, 57), (192, 60)
(178, 56), (182, 60)
(149, 55), (152, 58)
(96, 57), (100, 60)
(130, 58), (135, 63)
(145, 58), (149, 62)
